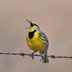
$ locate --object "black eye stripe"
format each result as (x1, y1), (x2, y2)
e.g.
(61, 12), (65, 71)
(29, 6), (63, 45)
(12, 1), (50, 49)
(30, 24), (36, 27)
(34, 24), (38, 26)
(30, 22), (34, 26)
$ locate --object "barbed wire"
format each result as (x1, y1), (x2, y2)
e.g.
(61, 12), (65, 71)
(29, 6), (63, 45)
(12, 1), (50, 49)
(0, 52), (72, 59)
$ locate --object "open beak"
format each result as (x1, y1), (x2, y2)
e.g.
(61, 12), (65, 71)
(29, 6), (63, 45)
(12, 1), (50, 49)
(26, 20), (33, 27)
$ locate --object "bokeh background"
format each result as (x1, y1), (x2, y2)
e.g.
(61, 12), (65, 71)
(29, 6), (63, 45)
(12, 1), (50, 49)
(0, 0), (72, 72)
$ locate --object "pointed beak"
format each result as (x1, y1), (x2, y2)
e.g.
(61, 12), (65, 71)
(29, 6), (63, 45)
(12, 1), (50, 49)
(26, 20), (33, 26)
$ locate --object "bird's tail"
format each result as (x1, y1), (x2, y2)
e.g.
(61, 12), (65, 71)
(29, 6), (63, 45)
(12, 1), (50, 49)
(41, 51), (49, 63)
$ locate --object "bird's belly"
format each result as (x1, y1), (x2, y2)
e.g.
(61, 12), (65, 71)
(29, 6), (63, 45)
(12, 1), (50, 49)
(27, 38), (44, 52)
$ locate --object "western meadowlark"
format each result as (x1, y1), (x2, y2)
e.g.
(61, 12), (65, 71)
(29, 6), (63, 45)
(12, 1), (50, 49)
(26, 20), (49, 63)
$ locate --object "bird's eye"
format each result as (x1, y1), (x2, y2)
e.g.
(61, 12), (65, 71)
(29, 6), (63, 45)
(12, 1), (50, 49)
(34, 24), (39, 28)
(34, 24), (38, 27)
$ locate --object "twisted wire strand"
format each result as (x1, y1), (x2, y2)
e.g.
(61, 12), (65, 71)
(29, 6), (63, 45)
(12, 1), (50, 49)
(0, 52), (72, 59)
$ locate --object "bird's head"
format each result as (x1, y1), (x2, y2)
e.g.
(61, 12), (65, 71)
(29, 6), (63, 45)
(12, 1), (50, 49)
(26, 20), (40, 31)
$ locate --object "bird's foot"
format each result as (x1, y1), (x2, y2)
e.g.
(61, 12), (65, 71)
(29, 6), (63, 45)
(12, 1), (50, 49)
(30, 52), (36, 60)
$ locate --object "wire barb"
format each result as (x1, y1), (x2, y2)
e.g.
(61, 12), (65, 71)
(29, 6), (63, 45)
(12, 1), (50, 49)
(0, 52), (72, 59)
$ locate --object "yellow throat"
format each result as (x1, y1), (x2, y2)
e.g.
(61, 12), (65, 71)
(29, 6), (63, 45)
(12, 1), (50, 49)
(26, 27), (44, 52)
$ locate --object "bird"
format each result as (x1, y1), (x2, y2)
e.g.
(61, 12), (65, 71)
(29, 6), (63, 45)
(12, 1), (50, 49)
(26, 20), (49, 63)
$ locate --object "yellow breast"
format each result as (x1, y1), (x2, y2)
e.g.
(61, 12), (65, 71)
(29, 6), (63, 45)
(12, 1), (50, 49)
(26, 31), (44, 52)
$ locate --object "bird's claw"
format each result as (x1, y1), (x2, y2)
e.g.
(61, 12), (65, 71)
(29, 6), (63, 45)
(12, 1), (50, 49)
(30, 53), (34, 60)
